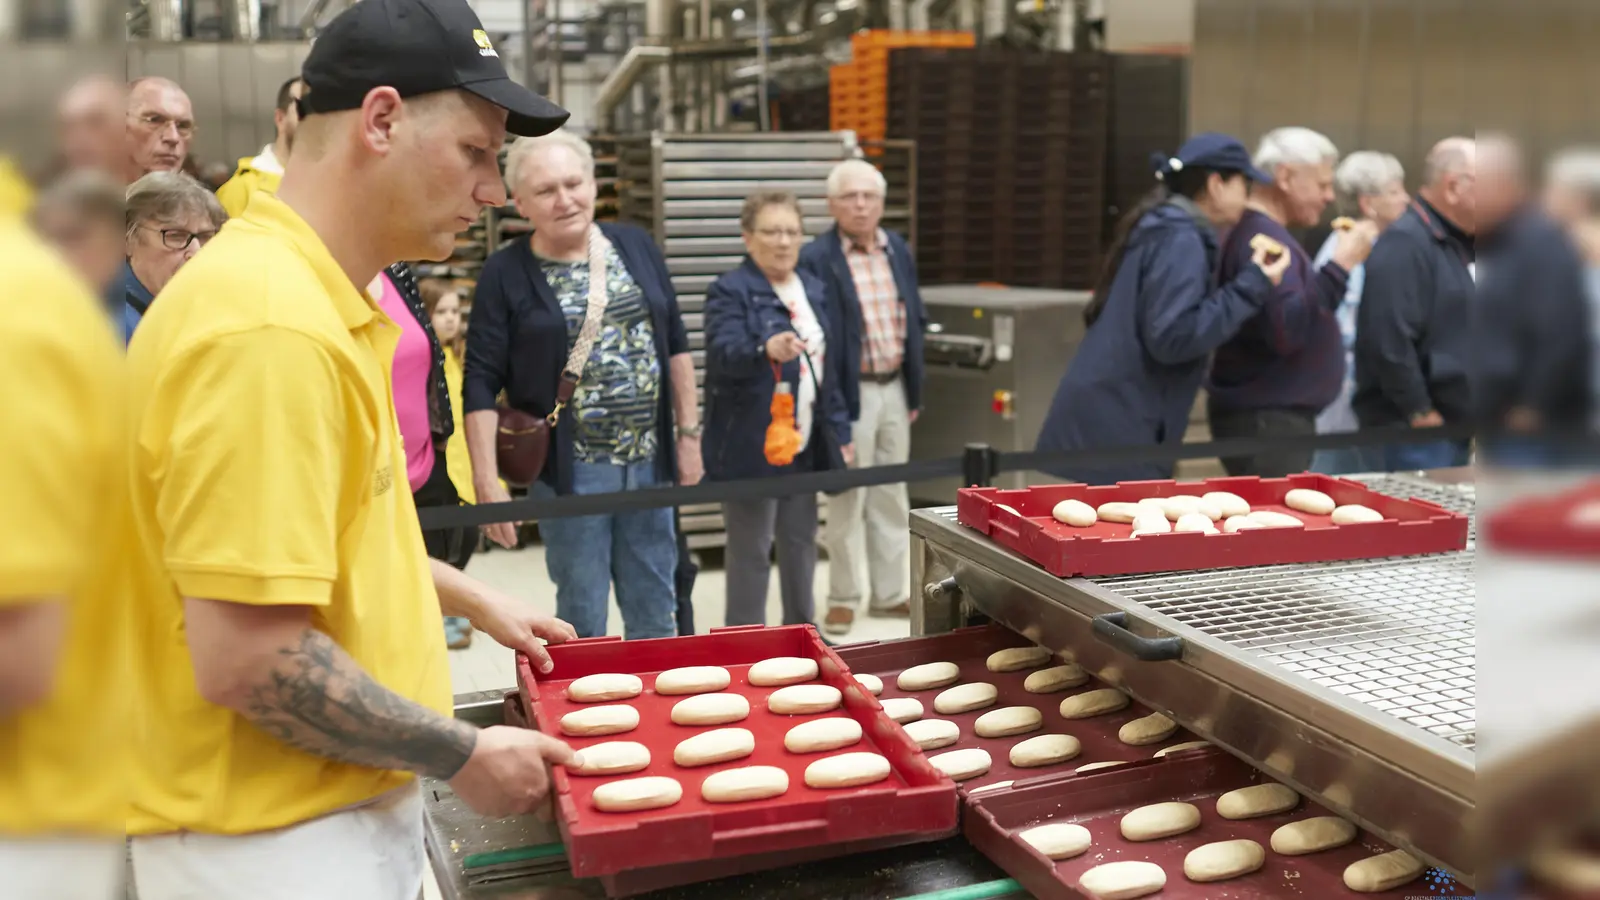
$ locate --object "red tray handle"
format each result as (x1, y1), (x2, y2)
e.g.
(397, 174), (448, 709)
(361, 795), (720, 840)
(712, 817), (829, 856)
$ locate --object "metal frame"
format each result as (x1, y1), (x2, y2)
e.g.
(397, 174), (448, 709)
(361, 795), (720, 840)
(908, 476), (1476, 882)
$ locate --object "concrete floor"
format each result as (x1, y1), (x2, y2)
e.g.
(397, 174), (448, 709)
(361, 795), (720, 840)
(426, 543), (912, 900)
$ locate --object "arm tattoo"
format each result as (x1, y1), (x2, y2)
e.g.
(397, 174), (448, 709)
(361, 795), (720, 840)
(243, 628), (477, 780)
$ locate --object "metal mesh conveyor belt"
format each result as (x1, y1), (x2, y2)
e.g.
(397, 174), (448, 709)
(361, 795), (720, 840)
(1087, 473), (1477, 751)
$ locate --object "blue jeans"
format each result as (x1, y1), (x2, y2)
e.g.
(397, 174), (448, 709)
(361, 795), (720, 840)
(531, 459), (678, 640)
(1309, 446), (1381, 476)
(1383, 439), (1471, 472)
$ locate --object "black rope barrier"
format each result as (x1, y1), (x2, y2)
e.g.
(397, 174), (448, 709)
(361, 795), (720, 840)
(415, 423), (1506, 531)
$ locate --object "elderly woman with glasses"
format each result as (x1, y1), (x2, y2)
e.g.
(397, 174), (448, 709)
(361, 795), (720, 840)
(704, 191), (853, 630)
(122, 170), (225, 342)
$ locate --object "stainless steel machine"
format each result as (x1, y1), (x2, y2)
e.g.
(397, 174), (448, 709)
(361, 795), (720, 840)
(909, 470), (1477, 885)
(909, 285), (1091, 505)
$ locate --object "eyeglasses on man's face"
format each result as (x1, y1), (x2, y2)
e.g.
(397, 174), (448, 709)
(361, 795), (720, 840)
(142, 225), (217, 251)
(755, 227), (803, 242)
(132, 111), (196, 140)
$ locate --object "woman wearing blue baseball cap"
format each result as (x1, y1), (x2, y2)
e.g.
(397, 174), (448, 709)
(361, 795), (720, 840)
(1036, 132), (1292, 484)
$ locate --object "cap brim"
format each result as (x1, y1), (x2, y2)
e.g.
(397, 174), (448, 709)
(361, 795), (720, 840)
(462, 77), (571, 137)
(1245, 164), (1274, 184)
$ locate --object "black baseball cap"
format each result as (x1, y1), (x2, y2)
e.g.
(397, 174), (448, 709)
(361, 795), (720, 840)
(1154, 133), (1274, 184)
(299, 0), (569, 137)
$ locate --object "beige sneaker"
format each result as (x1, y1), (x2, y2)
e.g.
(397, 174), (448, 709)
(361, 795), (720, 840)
(823, 606), (855, 636)
(867, 601), (911, 619)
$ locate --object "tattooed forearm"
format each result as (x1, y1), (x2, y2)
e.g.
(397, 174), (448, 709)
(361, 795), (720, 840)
(242, 628), (477, 780)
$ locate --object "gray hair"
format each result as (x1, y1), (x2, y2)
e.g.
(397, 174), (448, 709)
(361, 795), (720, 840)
(503, 128), (594, 194)
(1253, 127), (1339, 173)
(124, 170), (225, 238)
(739, 190), (803, 233)
(1334, 151), (1405, 209)
(32, 169), (125, 231)
(825, 158), (887, 197)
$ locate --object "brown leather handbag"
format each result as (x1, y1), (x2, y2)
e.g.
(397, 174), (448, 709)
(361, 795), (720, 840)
(494, 226), (613, 488)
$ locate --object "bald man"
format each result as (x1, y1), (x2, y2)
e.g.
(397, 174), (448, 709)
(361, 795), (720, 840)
(1471, 135), (1592, 463)
(56, 75), (128, 178)
(126, 77), (195, 177)
(1352, 137), (1477, 471)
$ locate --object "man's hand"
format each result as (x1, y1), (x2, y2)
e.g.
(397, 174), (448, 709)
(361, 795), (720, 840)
(766, 332), (804, 363)
(841, 443), (856, 467)
(1410, 409), (1445, 428)
(677, 435), (704, 486)
(470, 593), (577, 673)
(1332, 219), (1379, 270)
(908, 409), (920, 425)
(1251, 244), (1292, 286)
(476, 479), (520, 549)
(449, 726), (580, 818)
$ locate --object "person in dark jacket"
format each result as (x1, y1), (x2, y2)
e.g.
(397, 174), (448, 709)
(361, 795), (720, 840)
(1471, 135), (1593, 466)
(1035, 134), (1289, 485)
(1206, 127), (1379, 476)
(705, 191), (853, 629)
(798, 158), (927, 635)
(464, 130), (697, 641)
(1354, 136), (1477, 470)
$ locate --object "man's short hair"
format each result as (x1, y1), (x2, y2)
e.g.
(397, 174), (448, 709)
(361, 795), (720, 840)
(503, 128), (594, 194)
(1334, 151), (1405, 210)
(1421, 137), (1475, 187)
(276, 76), (303, 113)
(1253, 127), (1339, 172)
(825, 158), (888, 198)
(125, 170), (227, 237)
(32, 169), (125, 231)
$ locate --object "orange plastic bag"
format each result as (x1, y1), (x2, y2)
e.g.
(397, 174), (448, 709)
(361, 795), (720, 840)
(765, 378), (803, 466)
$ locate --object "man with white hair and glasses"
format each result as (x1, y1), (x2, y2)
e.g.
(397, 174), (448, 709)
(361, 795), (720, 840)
(799, 158), (927, 635)
(1206, 126), (1379, 476)
(1308, 151), (1410, 474)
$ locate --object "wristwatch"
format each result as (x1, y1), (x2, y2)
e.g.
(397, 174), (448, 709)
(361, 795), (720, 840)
(676, 423), (703, 439)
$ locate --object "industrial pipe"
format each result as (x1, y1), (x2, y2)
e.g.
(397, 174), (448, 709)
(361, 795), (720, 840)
(593, 44), (673, 127)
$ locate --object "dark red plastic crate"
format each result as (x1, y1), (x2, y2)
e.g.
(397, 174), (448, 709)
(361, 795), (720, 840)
(965, 751), (1432, 899)
(958, 474), (1468, 577)
(1483, 479), (1600, 558)
(516, 624), (958, 879)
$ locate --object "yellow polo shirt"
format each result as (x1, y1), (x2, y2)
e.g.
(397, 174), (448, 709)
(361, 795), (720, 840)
(214, 156), (282, 219)
(0, 214), (128, 834)
(124, 191), (450, 835)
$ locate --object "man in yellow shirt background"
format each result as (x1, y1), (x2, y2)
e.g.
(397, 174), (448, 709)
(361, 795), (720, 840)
(121, 0), (581, 896)
(215, 76), (303, 217)
(0, 200), (129, 899)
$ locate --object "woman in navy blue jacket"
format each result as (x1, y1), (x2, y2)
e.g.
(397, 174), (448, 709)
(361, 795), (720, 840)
(704, 191), (853, 628)
(1035, 134), (1290, 484)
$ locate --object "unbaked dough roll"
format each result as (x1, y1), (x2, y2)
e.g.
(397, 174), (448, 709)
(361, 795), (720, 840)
(673, 727), (756, 767)
(854, 673), (884, 696)
(1118, 712), (1178, 746)
(701, 766), (789, 803)
(803, 752), (891, 789)
(1079, 861), (1166, 900)
(747, 656), (818, 687)
(897, 662), (961, 692)
(902, 718), (960, 750)
(1051, 499), (1097, 527)
(1120, 802), (1201, 841)
(1184, 839), (1265, 883)
(1010, 734), (1081, 767)
(928, 747), (991, 781)
(1024, 664), (1088, 693)
(1204, 491), (1250, 518)
(986, 646), (1052, 672)
(784, 717), (862, 753)
(933, 682), (999, 715)
(1215, 783), (1299, 819)
(1270, 816), (1357, 855)
(880, 697), (924, 724)
(1285, 488), (1335, 515)
(973, 706), (1043, 738)
(567, 741), (650, 776)
(560, 704), (641, 737)
(592, 776), (682, 813)
(566, 673), (643, 703)
(767, 684), (843, 715)
(670, 692), (750, 726)
(1058, 688), (1129, 719)
(653, 666), (730, 695)
(1096, 501), (1141, 524)
(1343, 850), (1424, 892)
(1019, 822), (1092, 860)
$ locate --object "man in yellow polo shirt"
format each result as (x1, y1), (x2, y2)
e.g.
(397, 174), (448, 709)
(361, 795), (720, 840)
(215, 76), (302, 217)
(0, 202), (128, 898)
(122, 0), (580, 896)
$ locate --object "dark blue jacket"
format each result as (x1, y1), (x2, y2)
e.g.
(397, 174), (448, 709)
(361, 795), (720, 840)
(797, 226), (927, 419)
(1035, 200), (1273, 484)
(702, 258), (851, 482)
(463, 222), (690, 494)
(1353, 198), (1475, 426)
(1207, 209), (1350, 413)
(122, 260), (153, 345)
(1472, 205), (1591, 428)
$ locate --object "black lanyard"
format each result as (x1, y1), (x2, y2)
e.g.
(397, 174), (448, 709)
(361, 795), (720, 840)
(1411, 198), (1473, 268)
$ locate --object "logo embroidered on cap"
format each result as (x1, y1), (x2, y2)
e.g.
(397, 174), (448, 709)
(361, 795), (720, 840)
(473, 29), (498, 57)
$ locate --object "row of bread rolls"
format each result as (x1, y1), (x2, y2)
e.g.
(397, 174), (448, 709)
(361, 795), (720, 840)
(1020, 783), (1421, 895)
(1044, 488), (1387, 534)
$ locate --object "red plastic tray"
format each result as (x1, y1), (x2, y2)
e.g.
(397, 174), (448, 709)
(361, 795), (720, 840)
(965, 750), (1440, 899)
(958, 473), (1469, 577)
(516, 624), (958, 879)
(1483, 480), (1600, 558)
(833, 625), (1220, 798)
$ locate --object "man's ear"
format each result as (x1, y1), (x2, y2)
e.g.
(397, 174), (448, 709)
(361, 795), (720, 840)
(358, 87), (405, 155)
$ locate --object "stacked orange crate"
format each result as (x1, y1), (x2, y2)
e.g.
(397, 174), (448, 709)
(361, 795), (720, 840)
(830, 30), (973, 144)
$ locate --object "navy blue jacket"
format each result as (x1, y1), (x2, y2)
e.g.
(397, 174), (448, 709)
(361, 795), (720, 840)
(797, 226), (927, 419)
(702, 258), (851, 482)
(463, 222), (691, 494)
(122, 260), (153, 345)
(1472, 205), (1592, 428)
(1035, 200), (1273, 484)
(1353, 199), (1475, 426)
(1207, 209), (1350, 413)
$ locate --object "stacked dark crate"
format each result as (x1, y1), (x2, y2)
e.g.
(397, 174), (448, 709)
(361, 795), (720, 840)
(887, 47), (1110, 288)
(775, 84), (832, 132)
(1103, 55), (1188, 256)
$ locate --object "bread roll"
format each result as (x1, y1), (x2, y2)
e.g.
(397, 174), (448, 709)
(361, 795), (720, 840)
(653, 666), (730, 695)
(783, 717), (862, 753)
(1121, 801), (1201, 841)
(567, 741), (650, 776)
(670, 692), (750, 726)
(701, 765), (789, 803)
(803, 752), (891, 789)
(1284, 488), (1335, 515)
(560, 704), (641, 736)
(896, 662), (961, 692)
(1331, 504), (1384, 524)
(933, 682), (999, 715)
(902, 718), (959, 750)
(673, 727), (756, 767)
(973, 706), (1044, 738)
(566, 673), (643, 703)
(1058, 688), (1129, 719)
(592, 776), (682, 812)
(1051, 499), (1097, 527)
(986, 646), (1052, 672)
(1024, 664), (1088, 693)
(746, 656), (818, 687)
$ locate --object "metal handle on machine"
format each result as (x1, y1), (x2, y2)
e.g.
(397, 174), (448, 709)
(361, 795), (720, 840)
(1091, 611), (1184, 662)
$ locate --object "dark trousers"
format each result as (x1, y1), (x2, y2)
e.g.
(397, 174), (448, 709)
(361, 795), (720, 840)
(414, 443), (476, 571)
(1207, 404), (1319, 477)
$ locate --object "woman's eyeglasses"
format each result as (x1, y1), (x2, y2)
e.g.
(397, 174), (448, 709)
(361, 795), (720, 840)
(142, 226), (217, 251)
(755, 227), (803, 242)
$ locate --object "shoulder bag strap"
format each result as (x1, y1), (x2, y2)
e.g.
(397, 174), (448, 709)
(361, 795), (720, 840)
(549, 225), (613, 423)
